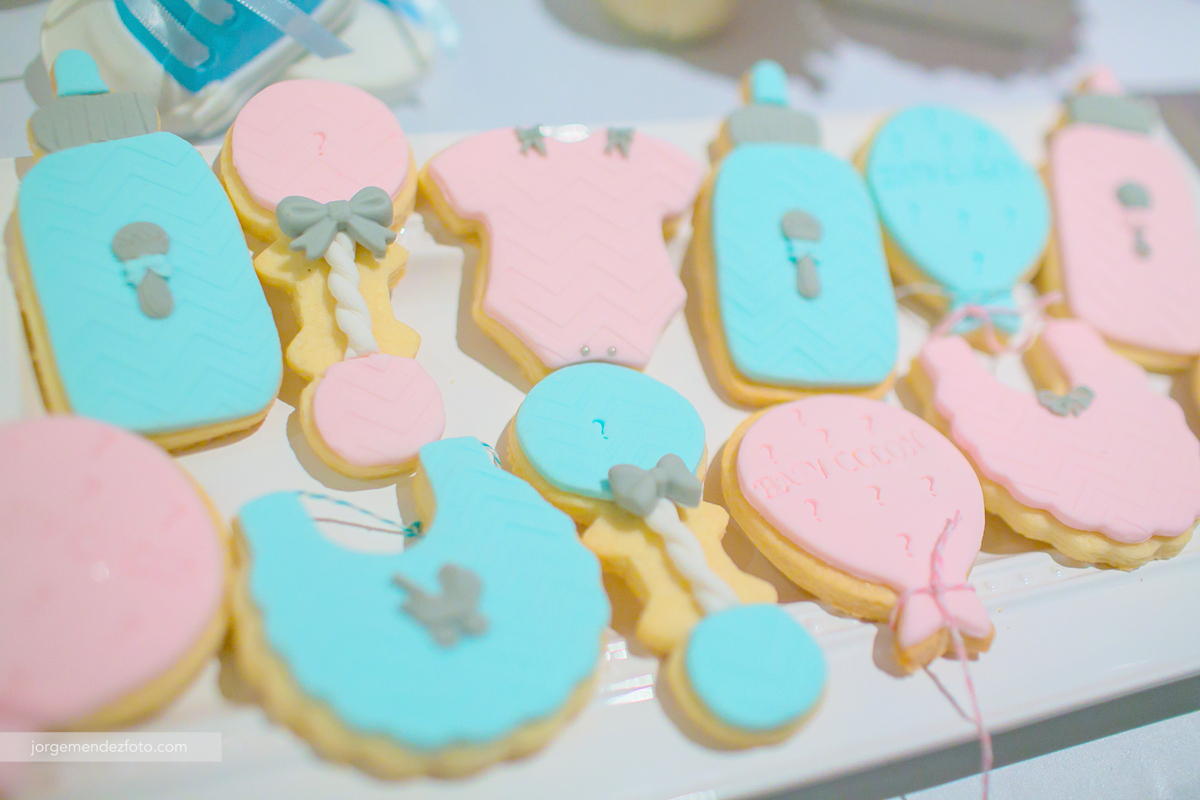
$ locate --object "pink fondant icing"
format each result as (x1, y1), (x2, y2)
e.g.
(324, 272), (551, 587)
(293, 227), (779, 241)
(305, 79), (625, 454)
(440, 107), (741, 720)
(1049, 123), (1200, 356)
(920, 319), (1200, 542)
(312, 354), (445, 468)
(230, 79), (410, 211)
(426, 127), (702, 371)
(0, 417), (224, 730)
(736, 395), (990, 648)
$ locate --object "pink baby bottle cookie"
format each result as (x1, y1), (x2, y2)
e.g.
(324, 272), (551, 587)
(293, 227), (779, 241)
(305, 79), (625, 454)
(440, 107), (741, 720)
(914, 317), (1200, 569)
(725, 395), (993, 671)
(1043, 68), (1200, 371)
(220, 80), (444, 479)
(420, 125), (703, 384)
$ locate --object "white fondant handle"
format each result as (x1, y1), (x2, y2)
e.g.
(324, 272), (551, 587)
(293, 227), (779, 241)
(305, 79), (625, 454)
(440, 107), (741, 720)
(324, 232), (380, 359)
(644, 499), (741, 614)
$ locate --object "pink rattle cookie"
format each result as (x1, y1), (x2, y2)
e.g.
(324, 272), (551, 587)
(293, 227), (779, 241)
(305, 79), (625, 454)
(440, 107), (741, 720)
(420, 125), (703, 384)
(219, 80), (443, 478)
(723, 395), (993, 671)
(0, 416), (227, 733)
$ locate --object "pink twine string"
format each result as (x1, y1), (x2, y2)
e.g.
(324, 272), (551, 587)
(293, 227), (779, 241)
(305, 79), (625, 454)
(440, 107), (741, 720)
(925, 292), (1063, 356)
(888, 511), (993, 800)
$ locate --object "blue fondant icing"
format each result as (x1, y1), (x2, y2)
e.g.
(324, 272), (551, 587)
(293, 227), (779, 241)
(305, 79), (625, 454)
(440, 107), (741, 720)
(685, 604), (825, 731)
(18, 131), (282, 434)
(865, 105), (1050, 333)
(515, 363), (706, 500)
(713, 144), (898, 387)
(53, 50), (109, 96)
(238, 438), (609, 749)
(115, 0), (327, 93)
(749, 60), (789, 106)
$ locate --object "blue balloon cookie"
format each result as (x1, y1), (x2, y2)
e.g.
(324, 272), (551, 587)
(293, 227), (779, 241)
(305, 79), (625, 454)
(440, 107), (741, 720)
(864, 105), (1050, 332)
(233, 437), (609, 777)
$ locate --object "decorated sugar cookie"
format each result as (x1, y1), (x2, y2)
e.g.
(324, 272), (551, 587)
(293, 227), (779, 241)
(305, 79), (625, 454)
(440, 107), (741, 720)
(220, 79), (443, 478)
(508, 362), (825, 747)
(693, 61), (898, 406)
(231, 438), (609, 777)
(1041, 70), (1200, 372)
(0, 417), (227, 733)
(10, 51), (281, 451)
(420, 124), (703, 384)
(723, 395), (993, 671)
(910, 318), (1200, 569)
(861, 105), (1050, 338)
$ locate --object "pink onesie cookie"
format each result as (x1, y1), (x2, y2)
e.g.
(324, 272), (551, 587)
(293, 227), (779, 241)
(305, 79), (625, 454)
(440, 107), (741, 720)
(221, 80), (444, 479)
(1042, 69), (1200, 372)
(0, 416), (227, 733)
(420, 126), (703, 383)
(722, 395), (992, 671)
(912, 317), (1200, 569)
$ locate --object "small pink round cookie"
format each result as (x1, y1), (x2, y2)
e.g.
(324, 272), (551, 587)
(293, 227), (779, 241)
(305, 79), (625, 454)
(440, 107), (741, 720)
(731, 395), (991, 656)
(0, 417), (226, 731)
(311, 354), (445, 470)
(230, 79), (411, 210)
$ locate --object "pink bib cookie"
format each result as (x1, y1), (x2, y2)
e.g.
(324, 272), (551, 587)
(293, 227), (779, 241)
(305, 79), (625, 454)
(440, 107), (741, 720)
(422, 126), (702, 382)
(0, 417), (226, 731)
(918, 318), (1200, 551)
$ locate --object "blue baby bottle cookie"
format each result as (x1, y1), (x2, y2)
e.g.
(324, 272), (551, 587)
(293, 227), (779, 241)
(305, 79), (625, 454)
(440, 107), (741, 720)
(696, 60), (899, 406)
(13, 51), (281, 450)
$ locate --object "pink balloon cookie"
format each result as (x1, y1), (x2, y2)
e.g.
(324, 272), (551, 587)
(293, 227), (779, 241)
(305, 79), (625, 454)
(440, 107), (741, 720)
(913, 318), (1200, 569)
(723, 395), (992, 671)
(420, 126), (703, 383)
(1043, 70), (1200, 371)
(0, 416), (227, 732)
(300, 353), (445, 478)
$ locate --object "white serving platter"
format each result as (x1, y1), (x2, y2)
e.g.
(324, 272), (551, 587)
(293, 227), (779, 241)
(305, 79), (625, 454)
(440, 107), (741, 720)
(2, 109), (1198, 800)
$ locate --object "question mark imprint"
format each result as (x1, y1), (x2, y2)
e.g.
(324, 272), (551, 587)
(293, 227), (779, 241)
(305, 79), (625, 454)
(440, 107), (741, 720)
(922, 476), (936, 496)
(804, 499), (820, 521)
(592, 419), (607, 439)
(817, 428), (830, 446)
(761, 444), (777, 463)
(898, 533), (912, 555)
(869, 486), (882, 505)
(313, 131), (326, 156)
(863, 415), (873, 434)
(794, 408), (804, 425)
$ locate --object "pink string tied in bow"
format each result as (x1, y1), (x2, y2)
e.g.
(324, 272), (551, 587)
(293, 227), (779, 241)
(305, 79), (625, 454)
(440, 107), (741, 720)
(888, 511), (994, 800)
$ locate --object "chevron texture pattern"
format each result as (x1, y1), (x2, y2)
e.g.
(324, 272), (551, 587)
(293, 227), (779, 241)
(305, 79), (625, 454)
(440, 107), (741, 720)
(230, 80), (410, 210)
(514, 363), (706, 499)
(713, 146), (898, 386)
(18, 132), (282, 435)
(311, 353), (444, 467)
(429, 128), (702, 370)
(922, 319), (1200, 542)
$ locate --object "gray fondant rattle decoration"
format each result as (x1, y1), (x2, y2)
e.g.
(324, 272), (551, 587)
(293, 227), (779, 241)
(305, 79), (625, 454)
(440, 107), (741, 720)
(605, 128), (635, 157)
(781, 209), (824, 299)
(277, 186), (396, 261)
(607, 453), (703, 517)
(112, 222), (173, 319)
(392, 563), (488, 648)
(1116, 181), (1152, 258)
(516, 125), (547, 156)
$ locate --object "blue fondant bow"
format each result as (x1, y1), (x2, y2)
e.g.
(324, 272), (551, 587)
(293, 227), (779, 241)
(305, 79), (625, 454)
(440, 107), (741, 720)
(1037, 385), (1095, 417)
(607, 454), (702, 517)
(277, 186), (396, 260)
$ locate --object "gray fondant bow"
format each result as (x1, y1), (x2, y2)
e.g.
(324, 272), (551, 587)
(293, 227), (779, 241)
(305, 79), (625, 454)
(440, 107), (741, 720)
(1037, 385), (1095, 417)
(607, 454), (702, 517)
(277, 186), (396, 260)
